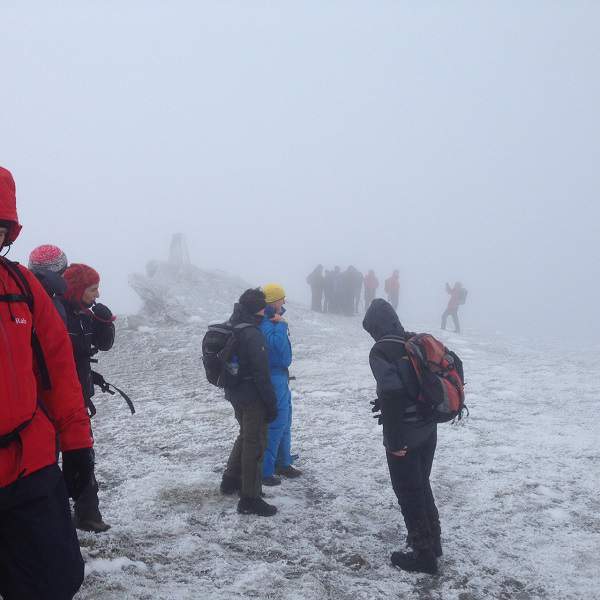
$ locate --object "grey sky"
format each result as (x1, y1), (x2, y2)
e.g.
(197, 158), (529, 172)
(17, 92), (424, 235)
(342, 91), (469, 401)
(1, 2), (598, 337)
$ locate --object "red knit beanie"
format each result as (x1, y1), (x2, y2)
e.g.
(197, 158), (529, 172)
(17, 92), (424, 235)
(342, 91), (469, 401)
(28, 244), (68, 274)
(63, 263), (100, 305)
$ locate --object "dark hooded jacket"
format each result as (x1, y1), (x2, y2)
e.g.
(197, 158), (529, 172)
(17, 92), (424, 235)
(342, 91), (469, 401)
(55, 297), (115, 405)
(31, 268), (67, 321)
(224, 303), (278, 416)
(363, 299), (435, 451)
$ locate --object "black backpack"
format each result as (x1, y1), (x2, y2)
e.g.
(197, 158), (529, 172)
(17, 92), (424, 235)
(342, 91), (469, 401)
(201, 322), (253, 388)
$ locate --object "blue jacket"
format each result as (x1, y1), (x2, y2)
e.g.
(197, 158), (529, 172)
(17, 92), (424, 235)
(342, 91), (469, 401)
(260, 314), (292, 373)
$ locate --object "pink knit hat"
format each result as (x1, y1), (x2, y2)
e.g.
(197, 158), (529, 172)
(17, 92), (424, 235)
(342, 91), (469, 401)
(28, 244), (68, 274)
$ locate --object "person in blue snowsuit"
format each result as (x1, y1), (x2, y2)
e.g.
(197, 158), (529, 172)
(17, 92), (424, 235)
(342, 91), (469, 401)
(260, 283), (302, 486)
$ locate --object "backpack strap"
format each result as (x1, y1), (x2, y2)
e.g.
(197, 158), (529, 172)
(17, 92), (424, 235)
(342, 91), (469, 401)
(378, 335), (406, 345)
(0, 258), (52, 390)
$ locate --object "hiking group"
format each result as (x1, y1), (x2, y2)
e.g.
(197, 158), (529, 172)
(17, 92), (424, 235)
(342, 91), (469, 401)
(1, 163), (466, 600)
(308, 264), (467, 333)
(205, 285), (467, 575)
(306, 265), (409, 316)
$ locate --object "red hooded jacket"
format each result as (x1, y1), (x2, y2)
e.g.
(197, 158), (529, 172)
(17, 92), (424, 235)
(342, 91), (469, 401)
(0, 167), (92, 488)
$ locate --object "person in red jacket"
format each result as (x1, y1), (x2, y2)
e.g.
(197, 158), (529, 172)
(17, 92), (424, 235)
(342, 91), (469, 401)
(441, 282), (467, 334)
(0, 166), (94, 600)
(384, 270), (401, 311)
(364, 269), (379, 310)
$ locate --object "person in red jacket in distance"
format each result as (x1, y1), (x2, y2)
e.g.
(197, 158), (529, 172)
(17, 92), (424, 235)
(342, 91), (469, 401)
(0, 166), (94, 600)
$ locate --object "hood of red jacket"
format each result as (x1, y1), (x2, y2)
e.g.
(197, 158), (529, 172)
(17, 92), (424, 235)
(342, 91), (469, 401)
(0, 167), (22, 244)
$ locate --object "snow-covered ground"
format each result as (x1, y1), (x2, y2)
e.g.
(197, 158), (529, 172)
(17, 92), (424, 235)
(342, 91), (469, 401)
(76, 286), (599, 599)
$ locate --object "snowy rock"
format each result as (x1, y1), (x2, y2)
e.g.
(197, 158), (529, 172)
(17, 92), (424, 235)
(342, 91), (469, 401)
(128, 234), (248, 325)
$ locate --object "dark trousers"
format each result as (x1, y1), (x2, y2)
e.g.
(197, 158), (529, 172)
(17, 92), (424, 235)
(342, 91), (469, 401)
(0, 465), (84, 600)
(74, 469), (102, 523)
(224, 401), (268, 498)
(441, 308), (460, 333)
(364, 289), (375, 311)
(386, 430), (440, 545)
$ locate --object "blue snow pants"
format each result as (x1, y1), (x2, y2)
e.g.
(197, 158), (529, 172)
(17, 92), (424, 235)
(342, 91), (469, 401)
(262, 372), (292, 477)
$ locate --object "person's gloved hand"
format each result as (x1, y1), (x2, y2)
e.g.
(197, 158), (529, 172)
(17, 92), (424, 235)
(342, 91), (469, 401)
(265, 404), (278, 423)
(62, 448), (94, 500)
(371, 398), (383, 425)
(92, 303), (115, 322)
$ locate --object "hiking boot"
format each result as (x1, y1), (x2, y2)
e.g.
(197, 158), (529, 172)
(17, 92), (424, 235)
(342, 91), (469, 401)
(237, 497), (277, 517)
(220, 475), (240, 495)
(430, 521), (443, 557)
(74, 516), (111, 533)
(275, 465), (303, 478)
(262, 475), (282, 487)
(390, 549), (437, 575)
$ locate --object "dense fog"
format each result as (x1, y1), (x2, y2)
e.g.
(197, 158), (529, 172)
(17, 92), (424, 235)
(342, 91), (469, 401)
(2, 2), (598, 339)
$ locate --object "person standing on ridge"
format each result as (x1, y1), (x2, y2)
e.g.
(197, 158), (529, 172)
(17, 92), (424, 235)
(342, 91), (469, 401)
(55, 263), (116, 533)
(306, 264), (325, 312)
(0, 166), (94, 600)
(220, 288), (279, 517)
(363, 299), (441, 575)
(260, 283), (302, 486)
(323, 269), (334, 313)
(340, 267), (356, 316)
(331, 266), (342, 314)
(364, 269), (379, 310)
(384, 270), (401, 311)
(441, 281), (467, 334)
(350, 266), (364, 314)
(28, 244), (69, 320)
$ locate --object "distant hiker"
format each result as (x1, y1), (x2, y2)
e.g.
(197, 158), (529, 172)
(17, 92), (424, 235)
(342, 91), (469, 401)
(323, 269), (334, 313)
(260, 284), (301, 486)
(349, 266), (364, 314)
(220, 288), (279, 517)
(330, 266), (342, 314)
(0, 166), (93, 600)
(56, 263), (116, 533)
(441, 282), (467, 334)
(28, 244), (69, 320)
(384, 270), (401, 311)
(364, 269), (379, 310)
(363, 299), (441, 575)
(306, 265), (325, 312)
(340, 267), (356, 316)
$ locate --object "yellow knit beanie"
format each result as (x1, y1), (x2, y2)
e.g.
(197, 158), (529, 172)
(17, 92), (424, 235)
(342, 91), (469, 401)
(263, 283), (286, 304)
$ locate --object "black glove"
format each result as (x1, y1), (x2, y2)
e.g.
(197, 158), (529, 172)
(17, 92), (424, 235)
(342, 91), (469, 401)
(92, 303), (114, 322)
(62, 448), (94, 500)
(92, 370), (112, 393)
(370, 398), (383, 425)
(265, 404), (278, 424)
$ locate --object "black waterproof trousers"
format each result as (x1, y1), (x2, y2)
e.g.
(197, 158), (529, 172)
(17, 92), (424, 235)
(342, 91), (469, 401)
(224, 401), (268, 499)
(386, 430), (440, 547)
(74, 469), (103, 524)
(0, 465), (84, 600)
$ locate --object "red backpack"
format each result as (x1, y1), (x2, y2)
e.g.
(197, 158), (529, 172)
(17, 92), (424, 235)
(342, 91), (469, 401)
(404, 333), (467, 423)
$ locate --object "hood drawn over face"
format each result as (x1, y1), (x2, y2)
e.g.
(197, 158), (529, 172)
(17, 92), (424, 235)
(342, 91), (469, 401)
(0, 167), (22, 245)
(362, 298), (406, 341)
